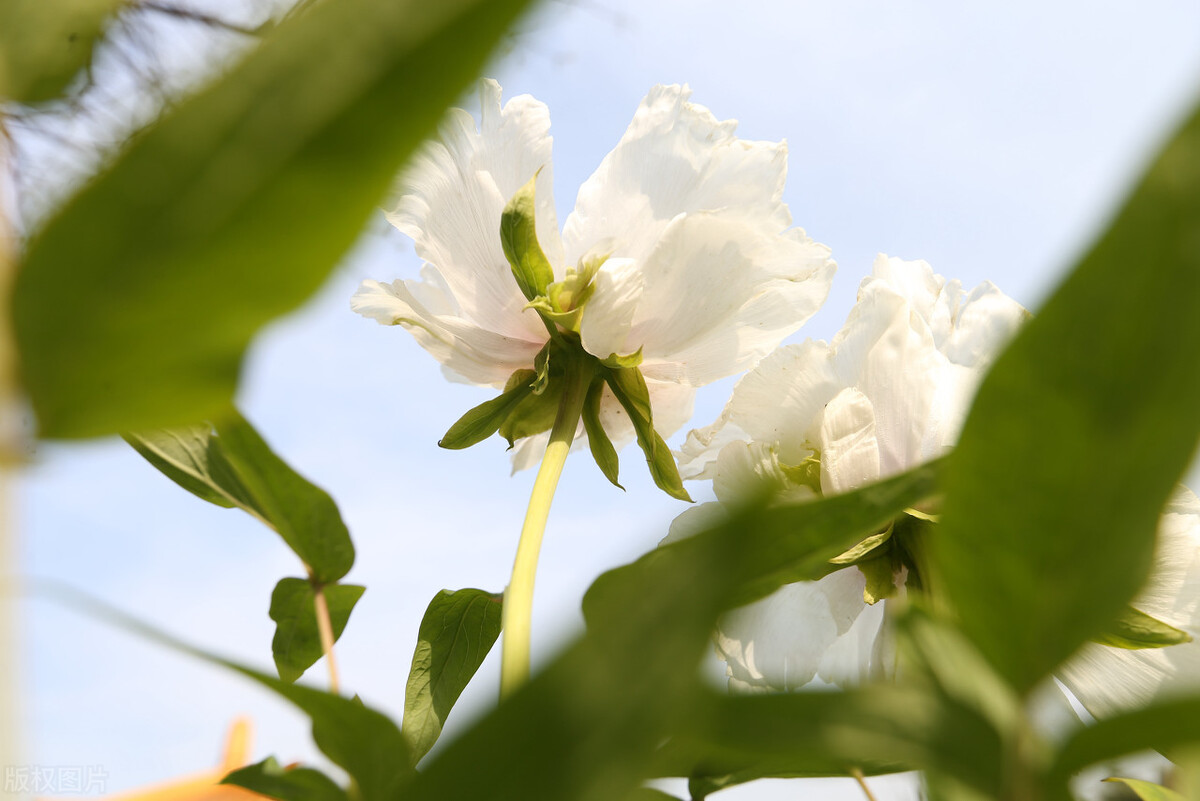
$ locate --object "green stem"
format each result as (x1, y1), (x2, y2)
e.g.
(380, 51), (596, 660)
(499, 363), (590, 699)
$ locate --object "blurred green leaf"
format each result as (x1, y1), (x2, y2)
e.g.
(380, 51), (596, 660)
(270, 578), (364, 683)
(402, 588), (503, 766)
(1093, 606), (1193, 650)
(222, 757), (347, 801)
(0, 0), (124, 104)
(126, 410), (354, 582)
(1051, 696), (1200, 786)
(651, 687), (1002, 799)
(14, 0), (538, 438)
(43, 583), (409, 801)
(404, 465), (939, 801)
(439, 369), (535, 450)
(1103, 778), (1186, 801)
(500, 173), (555, 303)
(931, 102), (1200, 693)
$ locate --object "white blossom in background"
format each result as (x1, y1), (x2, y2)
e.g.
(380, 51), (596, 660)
(673, 255), (1200, 723)
(353, 80), (836, 469)
(671, 256), (1028, 690)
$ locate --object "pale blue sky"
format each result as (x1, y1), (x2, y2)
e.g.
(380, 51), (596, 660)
(15, 2), (1200, 800)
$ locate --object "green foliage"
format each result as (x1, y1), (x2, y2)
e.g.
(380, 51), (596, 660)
(223, 757), (348, 801)
(47, 586), (410, 801)
(126, 410), (354, 583)
(1102, 778), (1186, 801)
(931, 102), (1200, 694)
(582, 376), (622, 489)
(402, 588), (503, 765)
(500, 173), (556, 303)
(1093, 606), (1193, 650)
(13, 0), (538, 438)
(269, 579), (365, 683)
(604, 364), (691, 502)
(439, 370), (536, 449)
(0, 0), (124, 104)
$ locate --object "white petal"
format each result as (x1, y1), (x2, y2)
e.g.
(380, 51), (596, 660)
(383, 80), (561, 341)
(728, 342), (843, 466)
(597, 213), (833, 386)
(817, 387), (882, 494)
(351, 279), (542, 386)
(829, 281), (943, 475)
(562, 84), (792, 266)
(716, 580), (846, 692)
(711, 440), (793, 506)
(661, 502), (728, 545)
(576, 257), (642, 361)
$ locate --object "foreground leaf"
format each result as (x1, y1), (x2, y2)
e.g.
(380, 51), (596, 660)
(1051, 695), (1200, 785)
(931, 102), (1200, 693)
(1103, 778), (1185, 801)
(223, 758), (347, 801)
(269, 579), (365, 683)
(14, 0), (538, 438)
(126, 411), (354, 582)
(43, 584), (409, 801)
(0, 0), (125, 104)
(1093, 606), (1193, 650)
(402, 588), (503, 765)
(403, 465), (942, 801)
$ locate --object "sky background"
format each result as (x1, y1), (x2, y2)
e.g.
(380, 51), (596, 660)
(13, 2), (1200, 800)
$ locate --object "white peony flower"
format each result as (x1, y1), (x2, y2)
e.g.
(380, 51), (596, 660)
(673, 255), (1028, 691)
(675, 255), (1200, 722)
(352, 80), (836, 471)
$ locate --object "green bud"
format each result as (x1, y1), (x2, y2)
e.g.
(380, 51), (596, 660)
(500, 172), (556, 303)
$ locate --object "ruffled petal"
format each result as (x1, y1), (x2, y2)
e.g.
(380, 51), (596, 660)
(716, 579), (849, 692)
(562, 84), (792, 267)
(589, 213), (832, 387)
(351, 278), (542, 386)
(817, 387), (881, 494)
(577, 257), (643, 361)
(830, 278), (943, 476)
(384, 79), (561, 341)
(711, 440), (793, 506)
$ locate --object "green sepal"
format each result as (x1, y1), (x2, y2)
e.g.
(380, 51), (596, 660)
(499, 380), (561, 446)
(604, 366), (691, 502)
(1092, 606), (1193, 650)
(830, 522), (894, 566)
(525, 297), (579, 331)
(222, 757), (348, 801)
(402, 588), (504, 766)
(269, 578), (365, 683)
(600, 347), (644, 370)
(581, 377), (622, 490)
(438, 369), (536, 450)
(500, 173), (555, 303)
(532, 344), (552, 395)
(1102, 778), (1186, 801)
(859, 557), (897, 605)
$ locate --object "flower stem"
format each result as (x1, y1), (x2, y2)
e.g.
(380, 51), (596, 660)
(311, 581), (340, 695)
(499, 364), (590, 699)
(850, 768), (878, 801)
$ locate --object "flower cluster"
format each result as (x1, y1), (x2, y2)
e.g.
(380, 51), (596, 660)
(353, 81), (835, 486)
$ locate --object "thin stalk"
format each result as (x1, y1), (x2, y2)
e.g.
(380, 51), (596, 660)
(499, 364), (590, 699)
(312, 583), (340, 694)
(850, 768), (879, 801)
